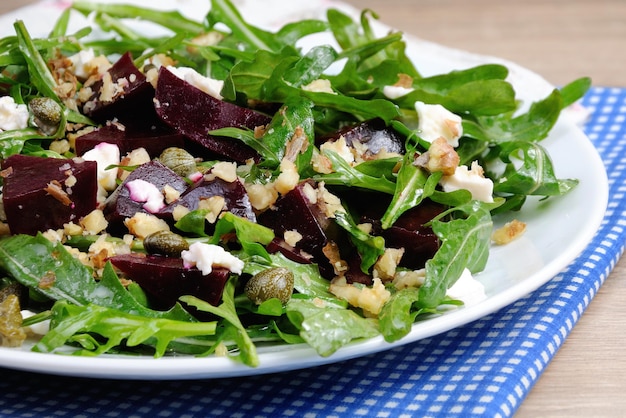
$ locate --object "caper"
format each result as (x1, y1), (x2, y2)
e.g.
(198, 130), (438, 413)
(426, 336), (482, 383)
(159, 147), (197, 177)
(244, 267), (294, 305)
(143, 230), (190, 257)
(29, 97), (62, 135)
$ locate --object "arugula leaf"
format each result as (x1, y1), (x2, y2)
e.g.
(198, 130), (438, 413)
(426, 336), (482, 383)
(394, 69), (516, 116)
(418, 201), (493, 309)
(34, 301), (217, 357)
(206, 0), (279, 52)
(465, 88), (564, 144)
(283, 45), (338, 88)
(286, 297), (379, 356)
(380, 150), (442, 229)
(0, 234), (192, 320)
(378, 288), (428, 342)
(211, 212), (274, 245)
(313, 149), (397, 194)
(494, 141), (578, 196)
(72, 1), (205, 34)
(181, 277), (259, 367)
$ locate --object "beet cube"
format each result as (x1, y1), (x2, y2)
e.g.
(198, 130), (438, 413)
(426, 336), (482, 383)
(362, 200), (443, 270)
(82, 52), (157, 127)
(75, 124), (186, 158)
(158, 175), (256, 233)
(154, 67), (271, 163)
(1, 154), (97, 235)
(109, 253), (230, 309)
(104, 160), (188, 230)
(258, 181), (339, 276)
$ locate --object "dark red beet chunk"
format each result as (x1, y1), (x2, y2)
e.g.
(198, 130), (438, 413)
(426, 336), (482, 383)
(104, 160), (188, 231)
(109, 253), (230, 309)
(154, 67), (271, 163)
(158, 174), (256, 233)
(318, 118), (404, 156)
(82, 52), (158, 128)
(1, 155), (97, 235)
(75, 124), (186, 158)
(363, 200), (443, 270)
(258, 181), (339, 277)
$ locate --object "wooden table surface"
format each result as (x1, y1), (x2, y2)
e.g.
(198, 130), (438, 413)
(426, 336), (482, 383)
(1, 0), (624, 416)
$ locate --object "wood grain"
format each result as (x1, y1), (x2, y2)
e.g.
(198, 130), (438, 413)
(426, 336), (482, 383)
(1, 0), (624, 416)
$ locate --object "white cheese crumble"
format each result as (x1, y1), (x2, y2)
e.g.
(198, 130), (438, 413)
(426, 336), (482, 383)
(446, 268), (486, 307)
(382, 85), (414, 99)
(181, 242), (244, 275)
(82, 142), (121, 198)
(125, 179), (166, 213)
(440, 161), (494, 203)
(166, 65), (224, 100)
(68, 48), (96, 79)
(415, 101), (463, 147)
(0, 96), (28, 131)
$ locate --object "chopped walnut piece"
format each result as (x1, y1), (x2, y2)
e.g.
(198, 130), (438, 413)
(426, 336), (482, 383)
(416, 137), (460, 176)
(492, 219), (527, 245)
(322, 241), (348, 277)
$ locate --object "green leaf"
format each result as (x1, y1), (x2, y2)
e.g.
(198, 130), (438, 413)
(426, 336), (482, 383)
(418, 201), (493, 309)
(494, 141), (579, 196)
(207, 0), (279, 52)
(181, 276), (259, 367)
(211, 212), (274, 246)
(0, 234), (191, 320)
(314, 149), (397, 194)
(286, 297), (379, 356)
(380, 151), (441, 229)
(378, 287), (425, 342)
(34, 301), (216, 357)
(469, 88), (563, 143)
(71, 1), (205, 34)
(14, 20), (60, 101)
(283, 45), (338, 88)
(559, 77), (591, 109)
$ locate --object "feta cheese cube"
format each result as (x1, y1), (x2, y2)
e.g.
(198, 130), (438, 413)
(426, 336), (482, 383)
(440, 161), (494, 203)
(181, 242), (244, 275)
(166, 66), (224, 100)
(415, 101), (463, 147)
(0, 96), (28, 131)
(81, 142), (121, 197)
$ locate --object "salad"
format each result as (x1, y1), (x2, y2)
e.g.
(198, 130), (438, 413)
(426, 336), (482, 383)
(0, 0), (589, 367)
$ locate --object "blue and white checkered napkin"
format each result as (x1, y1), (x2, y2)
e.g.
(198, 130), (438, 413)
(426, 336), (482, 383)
(1, 87), (625, 418)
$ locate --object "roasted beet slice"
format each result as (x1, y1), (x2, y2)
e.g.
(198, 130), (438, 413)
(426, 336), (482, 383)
(363, 200), (443, 270)
(75, 124), (186, 158)
(109, 253), (230, 309)
(258, 181), (340, 277)
(82, 52), (158, 127)
(318, 118), (404, 156)
(104, 160), (188, 231)
(1, 154), (97, 235)
(154, 67), (271, 163)
(158, 174), (256, 233)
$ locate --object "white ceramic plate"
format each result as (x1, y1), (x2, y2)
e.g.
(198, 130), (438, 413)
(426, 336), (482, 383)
(0, 0), (608, 379)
